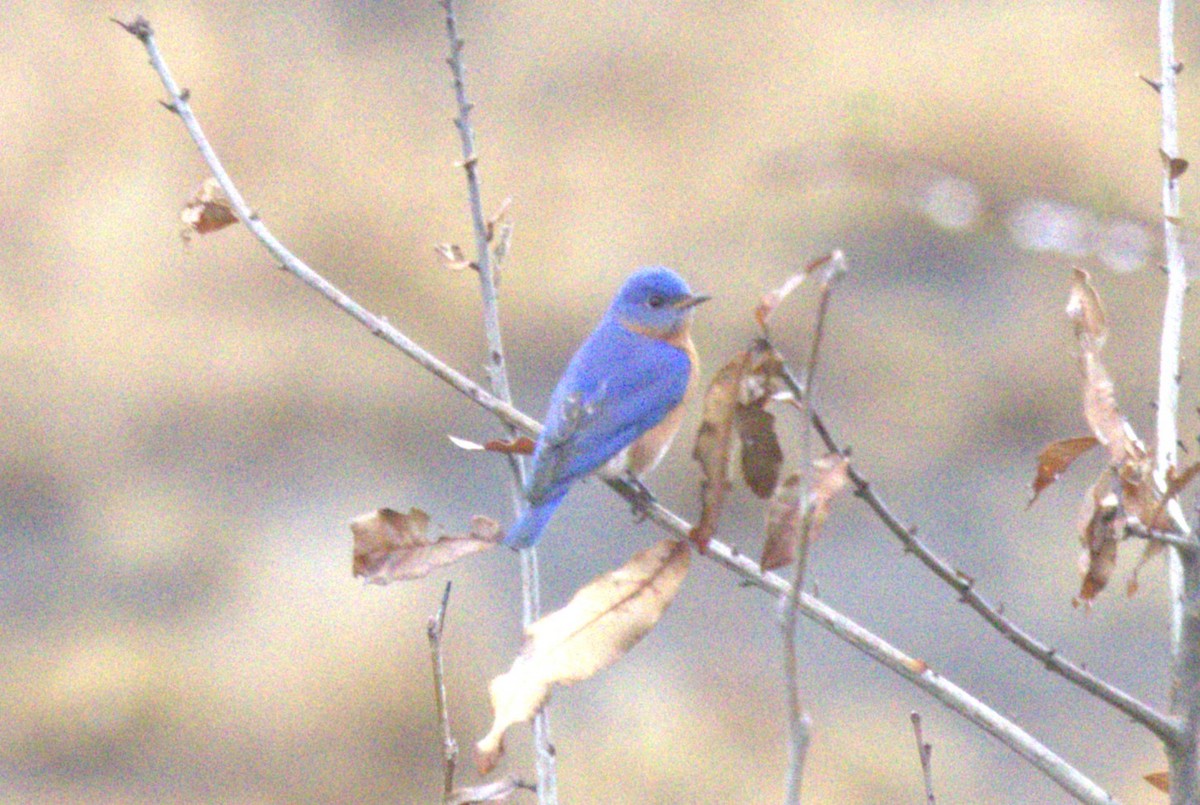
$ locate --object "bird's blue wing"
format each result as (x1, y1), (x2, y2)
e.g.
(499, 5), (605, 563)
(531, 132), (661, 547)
(525, 321), (690, 505)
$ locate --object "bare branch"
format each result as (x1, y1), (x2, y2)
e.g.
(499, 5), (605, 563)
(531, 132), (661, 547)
(911, 711), (937, 805)
(1155, 1), (1200, 800)
(438, 1), (556, 799)
(119, 20), (1122, 803)
(427, 582), (458, 798)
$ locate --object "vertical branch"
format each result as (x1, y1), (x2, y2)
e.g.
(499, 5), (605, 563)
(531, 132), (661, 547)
(780, 252), (846, 804)
(910, 711), (937, 805)
(438, 2), (556, 801)
(427, 582), (457, 798)
(1156, 3), (1200, 801)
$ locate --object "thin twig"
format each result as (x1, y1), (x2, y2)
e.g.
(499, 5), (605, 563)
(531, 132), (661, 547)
(771, 364), (1179, 745)
(1154, 1), (1200, 800)
(427, 582), (457, 799)
(438, 2), (555, 800)
(910, 711), (937, 805)
(780, 253), (844, 804)
(117, 19), (1120, 803)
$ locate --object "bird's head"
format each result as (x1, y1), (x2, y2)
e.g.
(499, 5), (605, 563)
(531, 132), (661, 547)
(609, 266), (710, 340)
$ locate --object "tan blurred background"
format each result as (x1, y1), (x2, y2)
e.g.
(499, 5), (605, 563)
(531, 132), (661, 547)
(4, 1), (1199, 802)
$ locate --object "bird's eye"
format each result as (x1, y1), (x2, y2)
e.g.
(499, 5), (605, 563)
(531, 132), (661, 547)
(647, 294), (666, 309)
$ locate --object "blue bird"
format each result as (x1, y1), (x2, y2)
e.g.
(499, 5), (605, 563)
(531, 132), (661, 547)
(504, 266), (709, 549)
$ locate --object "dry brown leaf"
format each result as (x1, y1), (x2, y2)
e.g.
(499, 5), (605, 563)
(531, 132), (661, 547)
(483, 436), (536, 455)
(1081, 352), (1134, 463)
(736, 346), (786, 498)
(180, 177), (237, 240)
(1029, 436), (1099, 505)
(446, 777), (521, 804)
(350, 508), (501, 584)
(808, 453), (851, 533)
(761, 472), (803, 571)
(1161, 149), (1190, 181)
(447, 435), (536, 455)
(690, 351), (752, 551)
(760, 455), (850, 571)
(475, 538), (691, 773)
(736, 404), (783, 497)
(1144, 770), (1170, 793)
(1074, 473), (1121, 606)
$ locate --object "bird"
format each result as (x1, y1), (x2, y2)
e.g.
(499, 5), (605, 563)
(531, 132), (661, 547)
(504, 266), (709, 549)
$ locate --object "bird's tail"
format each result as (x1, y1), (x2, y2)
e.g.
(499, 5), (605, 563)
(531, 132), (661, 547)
(503, 491), (567, 549)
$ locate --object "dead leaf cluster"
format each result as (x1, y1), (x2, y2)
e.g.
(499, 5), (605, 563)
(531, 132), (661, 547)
(1032, 269), (1197, 604)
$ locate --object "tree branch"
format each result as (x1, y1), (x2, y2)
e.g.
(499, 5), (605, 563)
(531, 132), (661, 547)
(1152, 1), (1200, 801)
(438, 2), (556, 800)
(117, 17), (1119, 804)
(427, 582), (457, 798)
(769, 364), (1180, 745)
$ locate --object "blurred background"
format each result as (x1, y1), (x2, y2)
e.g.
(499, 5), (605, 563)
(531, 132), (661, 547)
(4, 1), (1200, 802)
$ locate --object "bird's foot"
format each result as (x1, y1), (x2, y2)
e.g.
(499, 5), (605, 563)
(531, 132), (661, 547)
(624, 474), (658, 522)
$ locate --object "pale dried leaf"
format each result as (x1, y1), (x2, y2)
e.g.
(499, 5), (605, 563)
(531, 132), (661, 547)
(1029, 435), (1099, 505)
(351, 508), (501, 583)
(475, 538), (691, 773)
(690, 351), (752, 551)
(761, 472), (804, 571)
(808, 453), (851, 534)
(1081, 352), (1133, 463)
(1065, 268), (1107, 349)
(754, 252), (837, 330)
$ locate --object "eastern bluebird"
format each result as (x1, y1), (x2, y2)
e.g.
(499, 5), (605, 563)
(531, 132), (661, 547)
(503, 266), (709, 549)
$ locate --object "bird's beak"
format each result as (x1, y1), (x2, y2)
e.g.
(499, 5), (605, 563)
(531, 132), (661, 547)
(674, 293), (711, 310)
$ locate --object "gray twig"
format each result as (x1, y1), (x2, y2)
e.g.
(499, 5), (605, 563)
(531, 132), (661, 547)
(438, 1), (556, 800)
(427, 582), (457, 798)
(116, 18), (1118, 804)
(910, 711), (936, 804)
(780, 251), (845, 804)
(1153, 1), (1200, 801)
(772, 360), (1177, 745)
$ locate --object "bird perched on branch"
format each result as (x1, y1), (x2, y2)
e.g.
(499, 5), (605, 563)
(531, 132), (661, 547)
(504, 266), (709, 549)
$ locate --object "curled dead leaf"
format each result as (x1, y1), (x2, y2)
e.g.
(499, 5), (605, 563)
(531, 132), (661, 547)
(761, 472), (803, 571)
(1029, 436), (1099, 505)
(351, 508), (501, 584)
(760, 455), (850, 571)
(753, 251), (844, 330)
(180, 177), (237, 241)
(475, 538), (691, 773)
(1144, 770), (1169, 793)
(690, 350), (753, 551)
(808, 453), (851, 533)
(1161, 149), (1189, 181)
(736, 346), (786, 498)
(1074, 473), (1122, 606)
(448, 434), (536, 455)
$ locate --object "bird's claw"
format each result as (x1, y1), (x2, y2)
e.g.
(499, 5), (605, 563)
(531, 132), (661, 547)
(625, 474), (658, 522)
